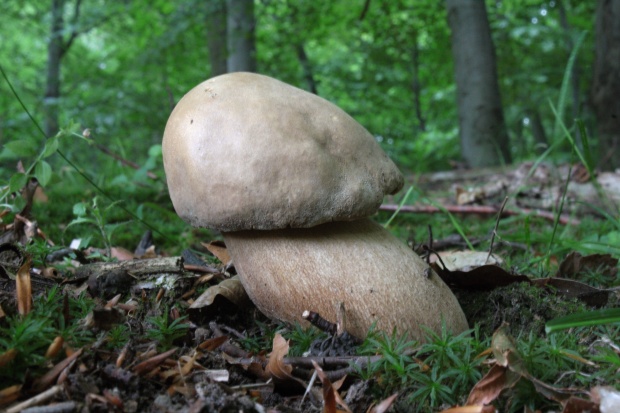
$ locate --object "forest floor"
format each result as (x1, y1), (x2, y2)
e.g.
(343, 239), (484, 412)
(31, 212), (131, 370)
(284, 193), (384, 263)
(1, 161), (620, 413)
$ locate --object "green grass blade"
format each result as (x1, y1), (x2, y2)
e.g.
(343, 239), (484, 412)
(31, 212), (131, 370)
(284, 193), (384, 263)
(384, 186), (415, 228)
(546, 308), (620, 334)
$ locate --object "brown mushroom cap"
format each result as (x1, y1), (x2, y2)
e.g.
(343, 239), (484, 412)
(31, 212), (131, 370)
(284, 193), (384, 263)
(162, 72), (404, 232)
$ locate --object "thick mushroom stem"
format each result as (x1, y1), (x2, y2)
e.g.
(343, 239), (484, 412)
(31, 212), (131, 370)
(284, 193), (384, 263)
(223, 218), (468, 340)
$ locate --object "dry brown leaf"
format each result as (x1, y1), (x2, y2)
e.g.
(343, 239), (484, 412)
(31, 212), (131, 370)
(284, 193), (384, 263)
(432, 262), (530, 291)
(531, 277), (609, 307)
(312, 360), (351, 413)
(111, 246), (135, 261)
(189, 275), (249, 309)
(197, 335), (229, 351)
(202, 240), (232, 267)
(266, 334), (294, 381)
(45, 336), (64, 359)
(561, 396), (601, 413)
(466, 363), (518, 406)
(0, 384), (21, 407)
(33, 348), (83, 392)
(0, 349), (18, 369)
(367, 393), (399, 413)
(430, 250), (503, 271)
(133, 348), (178, 376)
(265, 334), (306, 394)
(16, 258), (32, 315)
(557, 252), (618, 280)
(438, 406), (496, 413)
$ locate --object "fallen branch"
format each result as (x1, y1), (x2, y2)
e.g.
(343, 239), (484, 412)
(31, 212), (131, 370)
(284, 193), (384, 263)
(379, 204), (580, 226)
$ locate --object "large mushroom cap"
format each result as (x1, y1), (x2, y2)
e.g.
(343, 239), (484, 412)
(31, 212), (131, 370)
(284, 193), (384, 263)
(162, 72), (404, 232)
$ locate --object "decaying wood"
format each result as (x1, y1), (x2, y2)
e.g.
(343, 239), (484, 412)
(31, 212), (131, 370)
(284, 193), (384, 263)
(76, 256), (184, 279)
(386, 163), (620, 224)
(80, 257), (187, 298)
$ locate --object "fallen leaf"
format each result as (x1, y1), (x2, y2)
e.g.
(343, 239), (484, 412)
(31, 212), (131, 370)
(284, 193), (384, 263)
(312, 360), (351, 413)
(557, 252), (618, 281)
(432, 262), (530, 290)
(33, 348), (83, 392)
(367, 393), (398, 413)
(197, 335), (229, 351)
(531, 277), (609, 307)
(189, 275), (249, 309)
(265, 334), (306, 394)
(466, 363), (519, 406)
(202, 240), (232, 267)
(561, 396), (600, 413)
(133, 348), (178, 376)
(430, 250), (504, 271)
(15, 258), (32, 315)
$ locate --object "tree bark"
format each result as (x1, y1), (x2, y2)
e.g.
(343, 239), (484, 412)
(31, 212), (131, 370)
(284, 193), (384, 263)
(411, 38), (426, 132)
(226, 0), (257, 73)
(526, 109), (548, 154)
(295, 43), (318, 94)
(44, 0), (65, 138)
(206, 0), (227, 77)
(446, 0), (511, 167)
(592, 0), (620, 170)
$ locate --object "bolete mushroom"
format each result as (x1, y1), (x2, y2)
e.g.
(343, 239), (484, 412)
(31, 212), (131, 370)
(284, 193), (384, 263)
(163, 72), (468, 340)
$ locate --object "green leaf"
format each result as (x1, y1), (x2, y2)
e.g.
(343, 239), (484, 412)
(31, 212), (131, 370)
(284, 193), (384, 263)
(9, 173), (28, 193)
(3, 139), (39, 158)
(42, 137), (59, 158)
(72, 202), (87, 217)
(546, 308), (620, 334)
(34, 161), (52, 187)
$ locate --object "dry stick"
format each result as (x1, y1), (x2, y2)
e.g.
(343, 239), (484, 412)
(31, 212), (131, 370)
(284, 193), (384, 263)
(379, 203), (579, 226)
(95, 143), (158, 180)
(486, 196), (509, 265)
(5, 385), (65, 413)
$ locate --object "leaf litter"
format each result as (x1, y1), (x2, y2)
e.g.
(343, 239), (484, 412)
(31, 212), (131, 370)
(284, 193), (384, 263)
(1, 175), (619, 412)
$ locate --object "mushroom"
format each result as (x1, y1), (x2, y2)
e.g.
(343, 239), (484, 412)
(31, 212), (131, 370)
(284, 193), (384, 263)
(162, 72), (468, 340)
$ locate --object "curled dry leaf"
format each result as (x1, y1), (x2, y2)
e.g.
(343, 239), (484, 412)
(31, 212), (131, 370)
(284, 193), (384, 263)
(0, 348), (18, 369)
(557, 251), (618, 281)
(16, 258), (32, 315)
(0, 384), (22, 407)
(33, 348), (83, 392)
(202, 241), (232, 267)
(367, 393), (398, 413)
(45, 336), (64, 359)
(189, 275), (249, 309)
(265, 333), (306, 394)
(133, 348), (178, 376)
(312, 360), (351, 413)
(430, 250), (504, 271)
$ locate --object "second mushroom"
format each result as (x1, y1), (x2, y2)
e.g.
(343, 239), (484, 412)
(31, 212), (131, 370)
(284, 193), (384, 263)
(163, 72), (468, 340)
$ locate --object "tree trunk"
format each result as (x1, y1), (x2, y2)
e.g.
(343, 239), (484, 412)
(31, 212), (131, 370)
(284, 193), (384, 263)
(411, 37), (426, 132)
(592, 0), (620, 170)
(206, 0), (227, 77)
(295, 43), (318, 94)
(226, 0), (257, 73)
(44, 0), (65, 138)
(446, 0), (511, 167)
(526, 109), (548, 155)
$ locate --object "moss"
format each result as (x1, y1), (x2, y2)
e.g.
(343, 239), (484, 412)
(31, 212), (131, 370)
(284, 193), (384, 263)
(457, 282), (587, 338)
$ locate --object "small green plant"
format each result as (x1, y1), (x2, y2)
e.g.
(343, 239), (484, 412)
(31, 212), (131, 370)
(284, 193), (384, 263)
(106, 324), (131, 350)
(147, 309), (189, 350)
(282, 323), (327, 357)
(65, 196), (129, 258)
(0, 286), (95, 386)
(356, 325), (489, 411)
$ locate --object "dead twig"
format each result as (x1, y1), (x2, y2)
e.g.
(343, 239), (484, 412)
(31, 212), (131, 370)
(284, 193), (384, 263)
(379, 203), (579, 225)
(486, 196), (509, 264)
